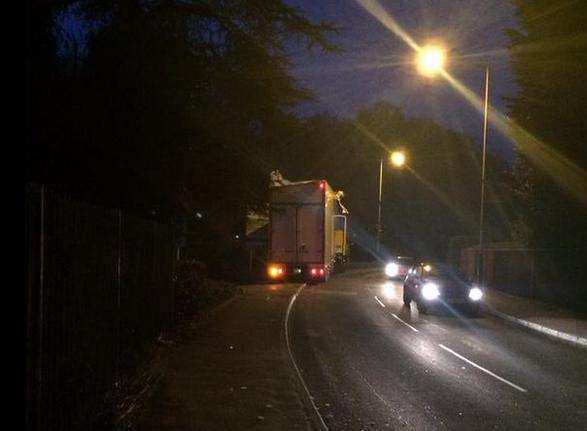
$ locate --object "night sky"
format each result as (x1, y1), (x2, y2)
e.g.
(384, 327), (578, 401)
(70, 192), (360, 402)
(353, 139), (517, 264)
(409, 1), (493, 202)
(288, 0), (520, 161)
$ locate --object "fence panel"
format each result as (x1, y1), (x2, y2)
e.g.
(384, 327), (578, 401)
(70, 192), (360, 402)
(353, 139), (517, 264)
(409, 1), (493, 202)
(25, 183), (43, 431)
(25, 185), (175, 431)
(119, 214), (156, 370)
(41, 189), (119, 430)
(460, 245), (586, 310)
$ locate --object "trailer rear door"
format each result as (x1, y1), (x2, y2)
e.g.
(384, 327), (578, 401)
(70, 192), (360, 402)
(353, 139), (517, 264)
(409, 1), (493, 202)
(269, 204), (296, 263)
(297, 205), (323, 264)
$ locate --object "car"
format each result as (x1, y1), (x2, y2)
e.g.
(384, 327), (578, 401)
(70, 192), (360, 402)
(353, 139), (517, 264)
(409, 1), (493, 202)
(403, 261), (483, 315)
(384, 256), (416, 280)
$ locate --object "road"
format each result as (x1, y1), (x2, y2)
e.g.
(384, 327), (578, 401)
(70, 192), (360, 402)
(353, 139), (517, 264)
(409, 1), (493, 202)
(288, 268), (587, 430)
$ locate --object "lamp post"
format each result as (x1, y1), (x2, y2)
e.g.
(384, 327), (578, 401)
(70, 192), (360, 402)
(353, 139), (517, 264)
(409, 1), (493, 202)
(377, 156), (383, 253)
(415, 45), (490, 284)
(376, 150), (406, 253)
(478, 66), (490, 285)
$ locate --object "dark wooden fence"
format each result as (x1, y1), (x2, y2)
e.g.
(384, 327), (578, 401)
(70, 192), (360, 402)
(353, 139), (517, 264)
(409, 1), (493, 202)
(25, 184), (175, 431)
(460, 244), (587, 311)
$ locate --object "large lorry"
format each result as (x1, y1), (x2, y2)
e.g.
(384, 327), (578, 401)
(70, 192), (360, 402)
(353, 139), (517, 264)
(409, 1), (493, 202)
(267, 173), (349, 282)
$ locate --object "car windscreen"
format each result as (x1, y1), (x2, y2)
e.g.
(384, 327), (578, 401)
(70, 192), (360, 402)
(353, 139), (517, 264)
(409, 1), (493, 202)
(423, 265), (466, 280)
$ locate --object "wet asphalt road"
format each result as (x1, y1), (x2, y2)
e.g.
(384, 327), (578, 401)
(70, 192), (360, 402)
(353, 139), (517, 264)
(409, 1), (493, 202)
(289, 268), (587, 430)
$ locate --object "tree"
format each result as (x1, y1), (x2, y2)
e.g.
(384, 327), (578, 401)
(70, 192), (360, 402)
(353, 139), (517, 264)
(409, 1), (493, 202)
(26, 0), (339, 224)
(506, 1), (587, 306)
(508, 0), (587, 250)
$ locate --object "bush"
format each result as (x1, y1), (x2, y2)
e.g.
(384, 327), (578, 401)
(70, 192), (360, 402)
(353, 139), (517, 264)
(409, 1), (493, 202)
(174, 260), (237, 321)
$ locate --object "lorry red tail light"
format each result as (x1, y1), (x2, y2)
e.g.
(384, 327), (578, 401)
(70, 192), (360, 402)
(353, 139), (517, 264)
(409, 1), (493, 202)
(268, 264), (286, 278)
(319, 181), (325, 190)
(310, 265), (325, 277)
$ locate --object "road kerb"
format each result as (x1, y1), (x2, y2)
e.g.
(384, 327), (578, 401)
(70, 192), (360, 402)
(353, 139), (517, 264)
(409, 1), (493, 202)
(486, 308), (587, 349)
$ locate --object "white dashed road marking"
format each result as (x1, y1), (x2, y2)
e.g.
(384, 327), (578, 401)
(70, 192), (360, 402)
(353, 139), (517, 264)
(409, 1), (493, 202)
(374, 296), (419, 333)
(439, 343), (528, 393)
(391, 313), (420, 333)
(373, 296), (526, 393)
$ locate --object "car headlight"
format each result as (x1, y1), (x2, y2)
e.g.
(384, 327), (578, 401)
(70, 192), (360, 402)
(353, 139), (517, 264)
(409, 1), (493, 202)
(422, 282), (440, 300)
(385, 262), (399, 277)
(468, 287), (483, 301)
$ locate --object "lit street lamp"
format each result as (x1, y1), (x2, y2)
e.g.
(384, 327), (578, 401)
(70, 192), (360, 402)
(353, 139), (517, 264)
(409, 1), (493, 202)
(415, 44), (490, 284)
(416, 45), (445, 77)
(390, 150), (406, 168)
(377, 150), (406, 253)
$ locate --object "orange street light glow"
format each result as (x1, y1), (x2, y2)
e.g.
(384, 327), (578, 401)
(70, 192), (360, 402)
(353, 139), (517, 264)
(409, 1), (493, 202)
(390, 150), (406, 168)
(417, 45), (445, 77)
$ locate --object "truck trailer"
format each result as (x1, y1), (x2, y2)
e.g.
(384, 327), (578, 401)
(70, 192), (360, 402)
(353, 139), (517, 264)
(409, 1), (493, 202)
(267, 177), (348, 282)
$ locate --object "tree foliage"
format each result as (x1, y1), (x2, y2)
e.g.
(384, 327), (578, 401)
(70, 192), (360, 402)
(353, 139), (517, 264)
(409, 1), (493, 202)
(27, 0), (338, 225)
(508, 0), (587, 249)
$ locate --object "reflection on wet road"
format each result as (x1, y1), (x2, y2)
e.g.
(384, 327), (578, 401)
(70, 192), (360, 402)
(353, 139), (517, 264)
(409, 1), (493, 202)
(289, 269), (587, 430)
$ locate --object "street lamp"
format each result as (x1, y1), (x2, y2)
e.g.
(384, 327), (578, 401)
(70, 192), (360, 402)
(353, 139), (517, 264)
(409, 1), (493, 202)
(390, 150), (406, 168)
(415, 44), (490, 284)
(377, 150), (406, 253)
(416, 45), (445, 77)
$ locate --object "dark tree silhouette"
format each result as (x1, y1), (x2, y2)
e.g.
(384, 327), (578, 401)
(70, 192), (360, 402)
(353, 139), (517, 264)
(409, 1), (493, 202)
(508, 0), (587, 250)
(27, 0), (339, 222)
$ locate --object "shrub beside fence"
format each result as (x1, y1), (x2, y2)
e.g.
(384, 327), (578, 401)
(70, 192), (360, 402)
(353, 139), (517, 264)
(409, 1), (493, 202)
(25, 184), (175, 431)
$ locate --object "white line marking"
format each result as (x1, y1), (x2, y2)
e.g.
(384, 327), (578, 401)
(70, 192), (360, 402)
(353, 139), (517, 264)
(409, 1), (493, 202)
(374, 296), (419, 333)
(391, 313), (420, 333)
(312, 290), (357, 296)
(438, 343), (527, 393)
(285, 284), (329, 430)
